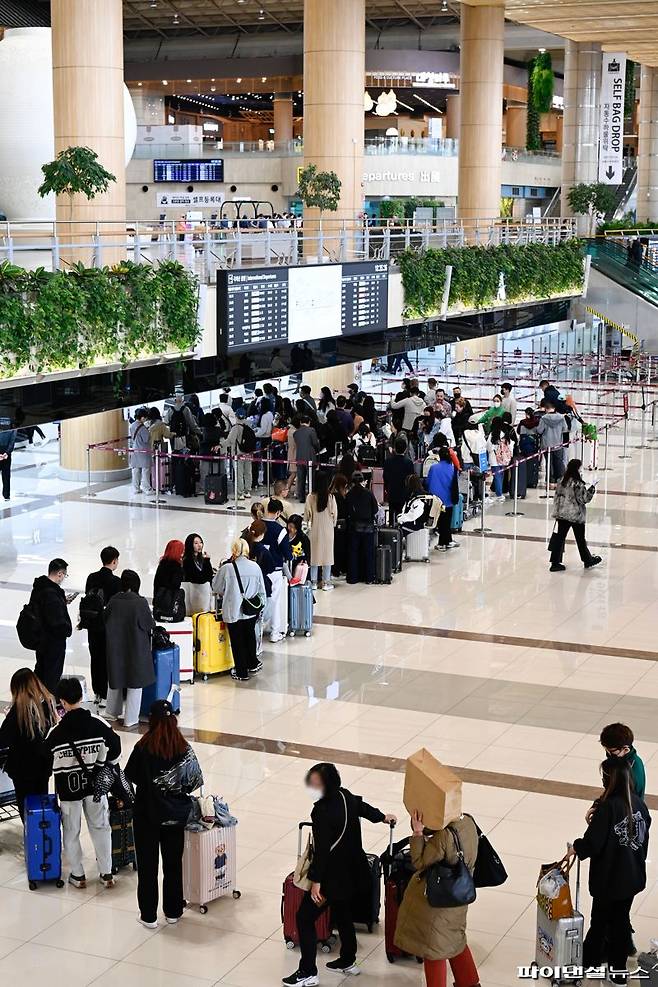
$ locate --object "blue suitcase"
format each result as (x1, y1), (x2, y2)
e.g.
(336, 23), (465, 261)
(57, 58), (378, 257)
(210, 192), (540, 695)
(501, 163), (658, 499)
(288, 583), (313, 637)
(451, 494), (464, 533)
(24, 794), (64, 890)
(140, 644), (181, 716)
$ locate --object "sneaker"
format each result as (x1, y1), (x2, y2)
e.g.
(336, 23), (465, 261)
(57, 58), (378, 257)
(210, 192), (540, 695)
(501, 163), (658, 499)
(103, 711), (118, 722)
(446, 541), (460, 550)
(137, 917), (158, 930)
(310, 582), (318, 590)
(165, 916), (180, 925)
(550, 563), (566, 572)
(326, 959), (361, 976)
(269, 632), (286, 644)
(282, 973), (319, 987)
(68, 873), (86, 889)
(230, 670), (249, 682)
(99, 873), (115, 888)
(497, 495), (506, 503)
(584, 555), (602, 569)
(250, 660), (264, 674)
(437, 545), (449, 552)
(321, 584), (335, 592)
(133, 488), (142, 495)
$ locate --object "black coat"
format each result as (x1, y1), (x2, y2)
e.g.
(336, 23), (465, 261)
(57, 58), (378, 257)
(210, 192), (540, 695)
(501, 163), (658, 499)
(85, 566), (121, 603)
(29, 575), (72, 644)
(383, 453), (415, 506)
(308, 787), (385, 901)
(0, 701), (54, 787)
(154, 558), (183, 596)
(182, 555), (213, 585)
(574, 793), (651, 901)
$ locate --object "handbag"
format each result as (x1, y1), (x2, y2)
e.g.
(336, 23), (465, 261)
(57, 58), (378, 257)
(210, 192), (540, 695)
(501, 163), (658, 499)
(272, 427), (289, 443)
(537, 857), (574, 920)
(68, 736), (115, 804)
(153, 586), (185, 623)
(290, 561), (309, 586)
(231, 560), (265, 617)
(547, 521), (559, 553)
(466, 814), (508, 888)
(293, 790), (348, 892)
(153, 625), (173, 651)
(424, 826), (477, 909)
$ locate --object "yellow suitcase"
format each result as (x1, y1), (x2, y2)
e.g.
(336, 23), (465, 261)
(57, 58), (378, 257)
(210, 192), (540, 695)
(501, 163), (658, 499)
(193, 611), (234, 679)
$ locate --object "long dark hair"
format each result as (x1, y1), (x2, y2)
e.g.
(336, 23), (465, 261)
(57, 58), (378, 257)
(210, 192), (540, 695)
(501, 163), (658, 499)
(138, 705), (188, 760)
(305, 762), (341, 795)
(490, 417), (504, 443)
(561, 458), (582, 487)
(600, 756), (635, 832)
(314, 470), (330, 513)
(183, 532), (203, 561)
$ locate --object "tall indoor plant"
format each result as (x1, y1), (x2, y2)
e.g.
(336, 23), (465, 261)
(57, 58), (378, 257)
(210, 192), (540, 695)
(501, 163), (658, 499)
(37, 145), (116, 219)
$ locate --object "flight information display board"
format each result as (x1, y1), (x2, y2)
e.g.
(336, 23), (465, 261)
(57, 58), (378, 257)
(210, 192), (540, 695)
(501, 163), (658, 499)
(153, 159), (224, 183)
(217, 261), (389, 353)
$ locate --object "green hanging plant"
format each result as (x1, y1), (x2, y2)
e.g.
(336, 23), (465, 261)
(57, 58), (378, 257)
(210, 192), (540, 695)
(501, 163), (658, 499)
(526, 58), (541, 151)
(531, 51), (554, 114)
(625, 60), (636, 118)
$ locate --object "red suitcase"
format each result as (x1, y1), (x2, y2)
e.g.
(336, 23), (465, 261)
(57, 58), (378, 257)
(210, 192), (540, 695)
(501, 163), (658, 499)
(282, 822), (334, 952)
(381, 825), (423, 965)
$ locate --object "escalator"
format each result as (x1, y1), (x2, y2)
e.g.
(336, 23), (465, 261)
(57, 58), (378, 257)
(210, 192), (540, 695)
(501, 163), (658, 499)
(587, 238), (658, 308)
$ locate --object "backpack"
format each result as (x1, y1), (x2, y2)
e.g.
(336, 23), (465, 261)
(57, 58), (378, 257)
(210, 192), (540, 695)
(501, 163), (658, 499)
(153, 625), (173, 650)
(238, 424), (257, 453)
(17, 600), (42, 650)
(169, 408), (188, 439)
(78, 585), (105, 630)
(495, 438), (512, 466)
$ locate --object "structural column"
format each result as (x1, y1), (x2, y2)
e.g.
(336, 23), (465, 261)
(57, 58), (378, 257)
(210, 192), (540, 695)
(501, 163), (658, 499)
(560, 40), (602, 216)
(303, 0), (365, 222)
(59, 410), (129, 481)
(273, 92), (294, 146)
(303, 364), (358, 395)
(458, 3), (504, 224)
(637, 65), (658, 223)
(445, 94), (460, 141)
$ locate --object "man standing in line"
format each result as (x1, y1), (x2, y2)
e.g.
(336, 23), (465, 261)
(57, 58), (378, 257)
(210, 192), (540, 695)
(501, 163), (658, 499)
(30, 558), (73, 695)
(262, 499), (293, 643)
(500, 382), (518, 423)
(293, 416), (320, 503)
(84, 546), (121, 708)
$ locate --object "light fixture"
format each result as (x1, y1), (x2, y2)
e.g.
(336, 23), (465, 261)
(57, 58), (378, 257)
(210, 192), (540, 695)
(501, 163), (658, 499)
(186, 78), (192, 83)
(258, 8), (265, 19)
(149, 0), (157, 6)
(162, 79), (168, 85)
(210, 86), (216, 92)
(538, 47), (546, 53)
(137, 81), (143, 87)
(172, 12), (179, 24)
(262, 76), (267, 82)
(441, 0), (448, 10)
(236, 77), (242, 83)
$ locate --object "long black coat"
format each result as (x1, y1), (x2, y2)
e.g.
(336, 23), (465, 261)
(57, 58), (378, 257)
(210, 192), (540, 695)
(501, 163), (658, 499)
(307, 787), (385, 901)
(104, 591), (155, 690)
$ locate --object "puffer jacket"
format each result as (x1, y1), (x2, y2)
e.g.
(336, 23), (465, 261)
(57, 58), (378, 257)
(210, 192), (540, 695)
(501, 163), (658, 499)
(553, 477), (595, 524)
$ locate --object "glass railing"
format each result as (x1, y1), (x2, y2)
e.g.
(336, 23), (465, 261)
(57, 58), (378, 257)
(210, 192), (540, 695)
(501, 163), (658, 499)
(587, 238), (658, 307)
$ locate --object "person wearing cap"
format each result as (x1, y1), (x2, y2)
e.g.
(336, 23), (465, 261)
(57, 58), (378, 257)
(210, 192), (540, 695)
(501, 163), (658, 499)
(345, 472), (379, 584)
(125, 699), (203, 929)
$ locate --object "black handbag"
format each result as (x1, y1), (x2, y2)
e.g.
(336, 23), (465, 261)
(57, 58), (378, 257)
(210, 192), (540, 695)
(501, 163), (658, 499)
(466, 814), (508, 888)
(232, 560), (265, 617)
(153, 586), (185, 623)
(424, 826), (476, 909)
(153, 625), (173, 651)
(547, 522), (559, 553)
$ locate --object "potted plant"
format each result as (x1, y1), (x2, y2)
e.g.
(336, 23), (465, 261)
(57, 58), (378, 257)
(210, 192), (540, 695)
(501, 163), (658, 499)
(297, 164), (342, 221)
(38, 145), (116, 218)
(567, 183), (616, 236)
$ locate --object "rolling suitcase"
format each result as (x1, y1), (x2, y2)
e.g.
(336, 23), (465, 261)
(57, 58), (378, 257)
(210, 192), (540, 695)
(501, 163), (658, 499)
(174, 455), (196, 498)
(521, 436), (540, 488)
(109, 801), (137, 874)
(381, 826), (421, 964)
(24, 794), (64, 890)
(376, 544), (393, 585)
(535, 858), (583, 982)
(353, 852), (382, 932)
(151, 447), (170, 494)
(167, 617), (194, 684)
(288, 582), (313, 638)
(451, 494), (465, 533)
(205, 472), (228, 505)
(183, 822), (240, 914)
(509, 457), (527, 500)
(140, 644), (181, 716)
(404, 526), (431, 563)
(193, 610), (234, 680)
(378, 527), (403, 572)
(282, 823), (334, 952)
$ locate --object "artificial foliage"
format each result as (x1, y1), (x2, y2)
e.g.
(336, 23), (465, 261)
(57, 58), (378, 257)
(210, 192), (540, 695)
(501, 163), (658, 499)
(297, 164), (342, 214)
(625, 61), (636, 118)
(398, 239), (584, 318)
(531, 52), (554, 113)
(0, 260), (199, 378)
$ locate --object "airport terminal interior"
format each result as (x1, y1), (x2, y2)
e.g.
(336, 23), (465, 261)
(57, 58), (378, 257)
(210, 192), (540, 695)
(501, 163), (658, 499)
(2, 1), (658, 985)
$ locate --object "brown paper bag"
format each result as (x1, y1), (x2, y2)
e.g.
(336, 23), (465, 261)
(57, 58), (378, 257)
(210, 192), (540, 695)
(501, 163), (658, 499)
(403, 748), (462, 831)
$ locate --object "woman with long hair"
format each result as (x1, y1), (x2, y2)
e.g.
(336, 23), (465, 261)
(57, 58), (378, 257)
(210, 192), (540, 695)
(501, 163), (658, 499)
(567, 757), (651, 984)
(125, 699), (203, 929)
(304, 470), (337, 591)
(550, 458), (602, 572)
(329, 473), (349, 579)
(212, 539), (266, 682)
(318, 386), (335, 417)
(181, 532), (213, 616)
(0, 668), (58, 818)
(153, 539), (185, 620)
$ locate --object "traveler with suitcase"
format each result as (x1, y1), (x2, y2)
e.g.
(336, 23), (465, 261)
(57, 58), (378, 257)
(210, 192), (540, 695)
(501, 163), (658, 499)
(125, 698), (203, 928)
(426, 448), (460, 551)
(182, 533), (214, 616)
(104, 569), (156, 727)
(383, 436), (415, 526)
(286, 514), (311, 582)
(565, 757), (651, 985)
(0, 667), (58, 819)
(282, 762), (396, 986)
(345, 472), (378, 585)
(45, 677), (121, 890)
(21, 558), (73, 695)
(518, 408), (540, 488)
(246, 519), (277, 655)
(82, 546), (122, 707)
(153, 540), (186, 622)
(262, 500), (293, 643)
(304, 471), (337, 592)
(394, 809), (480, 987)
(212, 539), (266, 682)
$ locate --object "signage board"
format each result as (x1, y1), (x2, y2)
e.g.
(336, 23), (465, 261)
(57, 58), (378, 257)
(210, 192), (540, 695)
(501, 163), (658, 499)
(598, 52), (626, 185)
(156, 192), (224, 209)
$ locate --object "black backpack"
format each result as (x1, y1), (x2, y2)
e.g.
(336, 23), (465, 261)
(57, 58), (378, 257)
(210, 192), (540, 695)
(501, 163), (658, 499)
(239, 424), (257, 453)
(16, 600), (42, 650)
(153, 625), (173, 650)
(169, 408), (188, 438)
(78, 586), (105, 630)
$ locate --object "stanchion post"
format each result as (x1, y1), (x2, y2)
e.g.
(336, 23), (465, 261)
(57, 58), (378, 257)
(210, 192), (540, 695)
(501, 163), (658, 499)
(154, 449), (161, 505)
(619, 415), (631, 459)
(266, 447), (271, 496)
(86, 445), (93, 499)
(233, 454), (239, 511)
(505, 459), (524, 517)
(603, 425), (610, 472)
(480, 474), (491, 533)
(639, 403), (648, 449)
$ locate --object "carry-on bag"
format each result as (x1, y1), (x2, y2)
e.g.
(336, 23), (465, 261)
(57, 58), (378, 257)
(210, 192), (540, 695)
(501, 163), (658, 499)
(404, 527), (431, 563)
(109, 800), (137, 874)
(451, 494), (464, 533)
(353, 852), (382, 932)
(193, 610), (234, 679)
(153, 586), (186, 623)
(174, 455), (197, 498)
(282, 822), (334, 951)
(637, 948), (658, 985)
(140, 644), (181, 716)
(381, 824), (422, 964)
(182, 581), (212, 619)
(288, 582), (313, 638)
(183, 821), (240, 914)
(535, 856), (583, 982)
(24, 794), (64, 889)
(378, 527), (403, 572)
(205, 473), (228, 506)
(376, 545), (393, 585)
(167, 617), (195, 683)
(508, 457), (527, 500)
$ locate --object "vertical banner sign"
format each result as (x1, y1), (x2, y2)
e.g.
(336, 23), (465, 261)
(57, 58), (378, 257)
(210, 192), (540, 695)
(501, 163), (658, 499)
(598, 52), (626, 184)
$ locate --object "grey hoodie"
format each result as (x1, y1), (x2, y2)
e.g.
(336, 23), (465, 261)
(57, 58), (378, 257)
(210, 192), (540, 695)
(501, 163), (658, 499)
(390, 394), (426, 430)
(536, 411), (566, 450)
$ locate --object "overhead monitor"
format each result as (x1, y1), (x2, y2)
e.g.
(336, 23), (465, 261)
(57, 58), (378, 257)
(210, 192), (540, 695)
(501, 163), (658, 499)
(153, 159), (224, 183)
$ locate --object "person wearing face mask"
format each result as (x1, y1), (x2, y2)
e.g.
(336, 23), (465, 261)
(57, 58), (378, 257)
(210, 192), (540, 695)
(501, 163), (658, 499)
(283, 762), (397, 987)
(476, 394), (505, 435)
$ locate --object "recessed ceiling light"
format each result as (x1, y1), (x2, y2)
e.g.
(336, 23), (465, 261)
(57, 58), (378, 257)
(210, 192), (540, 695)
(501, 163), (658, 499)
(137, 82), (143, 87)
(258, 9), (265, 19)
(162, 79), (168, 85)
(236, 77), (242, 83)
(186, 79), (192, 83)
(262, 76), (267, 83)
(211, 86), (216, 92)
(149, 0), (157, 7)
(441, 0), (448, 10)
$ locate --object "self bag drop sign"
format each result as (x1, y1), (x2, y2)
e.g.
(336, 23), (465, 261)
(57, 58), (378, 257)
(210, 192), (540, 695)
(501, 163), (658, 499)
(598, 52), (626, 185)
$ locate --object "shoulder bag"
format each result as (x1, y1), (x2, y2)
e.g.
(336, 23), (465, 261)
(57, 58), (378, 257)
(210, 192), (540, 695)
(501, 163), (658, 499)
(231, 560), (265, 617)
(465, 814), (508, 888)
(547, 521), (559, 553)
(424, 825), (477, 908)
(294, 790), (348, 892)
(68, 736), (115, 804)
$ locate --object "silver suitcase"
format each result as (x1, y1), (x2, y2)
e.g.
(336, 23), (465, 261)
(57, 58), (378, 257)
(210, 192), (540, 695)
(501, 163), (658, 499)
(535, 859), (583, 983)
(404, 527), (431, 563)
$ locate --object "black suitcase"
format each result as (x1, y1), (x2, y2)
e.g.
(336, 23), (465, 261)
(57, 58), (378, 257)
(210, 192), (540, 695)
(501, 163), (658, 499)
(376, 545), (392, 584)
(508, 457), (527, 500)
(174, 456), (196, 498)
(109, 801), (137, 874)
(353, 852), (382, 932)
(204, 473), (228, 505)
(378, 527), (402, 573)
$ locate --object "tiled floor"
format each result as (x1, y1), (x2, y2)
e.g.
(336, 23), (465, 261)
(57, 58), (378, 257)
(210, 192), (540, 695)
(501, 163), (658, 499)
(0, 421), (657, 985)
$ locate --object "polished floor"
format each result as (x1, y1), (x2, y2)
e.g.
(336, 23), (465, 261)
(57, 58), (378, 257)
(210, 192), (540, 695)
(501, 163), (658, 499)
(0, 420), (657, 986)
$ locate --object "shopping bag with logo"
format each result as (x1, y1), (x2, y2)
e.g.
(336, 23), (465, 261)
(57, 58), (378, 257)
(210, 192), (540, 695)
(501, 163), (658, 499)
(537, 857), (574, 921)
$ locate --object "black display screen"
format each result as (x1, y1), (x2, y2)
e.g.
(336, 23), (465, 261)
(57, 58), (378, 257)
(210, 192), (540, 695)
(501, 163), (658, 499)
(153, 159), (224, 183)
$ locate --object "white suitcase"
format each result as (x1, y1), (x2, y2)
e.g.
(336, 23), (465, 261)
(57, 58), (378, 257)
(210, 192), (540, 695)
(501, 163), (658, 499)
(167, 617), (194, 683)
(404, 527), (431, 563)
(183, 822), (240, 913)
(534, 858), (583, 983)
